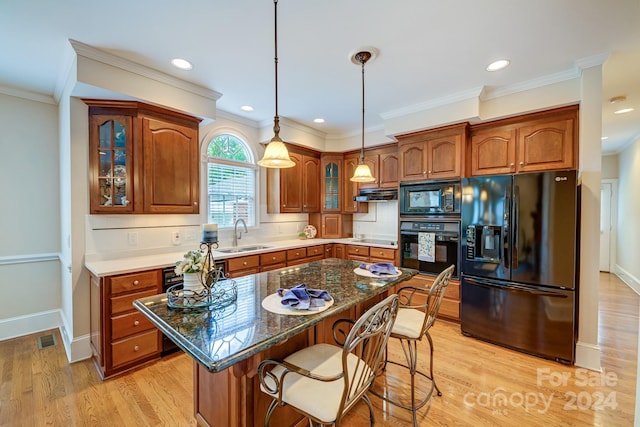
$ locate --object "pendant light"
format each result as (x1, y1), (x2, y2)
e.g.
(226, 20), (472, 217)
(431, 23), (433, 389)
(257, 0), (295, 168)
(350, 50), (376, 183)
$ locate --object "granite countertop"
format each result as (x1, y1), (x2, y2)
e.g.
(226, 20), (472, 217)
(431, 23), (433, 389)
(85, 237), (399, 277)
(133, 258), (417, 373)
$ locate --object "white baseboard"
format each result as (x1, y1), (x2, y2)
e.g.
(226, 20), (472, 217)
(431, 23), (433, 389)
(614, 265), (640, 295)
(59, 313), (93, 363)
(575, 341), (602, 371)
(0, 309), (62, 341)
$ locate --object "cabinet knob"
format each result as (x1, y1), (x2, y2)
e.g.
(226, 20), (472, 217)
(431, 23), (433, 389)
(423, 171), (427, 174)
(243, 261), (248, 266)
(510, 163), (515, 167)
(194, 201), (198, 206)
(282, 204), (286, 207)
(134, 320), (140, 326)
(355, 248), (359, 252)
(520, 161), (524, 166)
(428, 171), (432, 174)
(304, 205), (307, 208)
(272, 257), (276, 261)
(134, 345), (140, 352)
(133, 280), (139, 286)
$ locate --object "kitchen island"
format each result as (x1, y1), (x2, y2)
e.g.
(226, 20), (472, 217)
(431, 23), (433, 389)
(134, 258), (417, 427)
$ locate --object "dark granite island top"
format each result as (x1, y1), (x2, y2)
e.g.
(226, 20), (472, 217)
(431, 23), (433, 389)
(133, 258), (417, 373)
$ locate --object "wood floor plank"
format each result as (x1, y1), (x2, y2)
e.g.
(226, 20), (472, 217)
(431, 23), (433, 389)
(0, 272), (636, 426)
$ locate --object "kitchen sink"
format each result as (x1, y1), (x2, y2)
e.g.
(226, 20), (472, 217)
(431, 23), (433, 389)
(216, 245), (273, 254)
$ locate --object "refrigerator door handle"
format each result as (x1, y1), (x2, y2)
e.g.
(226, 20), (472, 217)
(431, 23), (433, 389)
(503, 186), (510, 270)
(464, 276), (569, 298)
(513, 185), (520, 270)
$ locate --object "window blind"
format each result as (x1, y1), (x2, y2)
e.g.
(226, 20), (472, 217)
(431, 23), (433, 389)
(207, 163), (255, 227)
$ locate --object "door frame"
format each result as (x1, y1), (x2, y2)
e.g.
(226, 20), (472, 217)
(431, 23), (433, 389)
(600, 179), (618, 273)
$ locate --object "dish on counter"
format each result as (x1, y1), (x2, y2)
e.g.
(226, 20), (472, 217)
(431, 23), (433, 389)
(303, 225), (317, 239)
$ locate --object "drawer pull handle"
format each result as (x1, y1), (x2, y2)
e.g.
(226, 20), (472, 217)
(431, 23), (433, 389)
(243, 261), (248, 266)
(272, 257), (276, 261)
(134, 345), (140, 352)
(133, 280), (139, 286)
(134, 320), (140, 326)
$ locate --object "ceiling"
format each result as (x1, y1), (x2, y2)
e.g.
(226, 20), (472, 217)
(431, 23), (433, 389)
(1, 0), (639, 154)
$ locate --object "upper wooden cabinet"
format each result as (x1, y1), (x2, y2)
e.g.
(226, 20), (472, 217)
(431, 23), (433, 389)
(267, 146), (320, 213)
(86, 100), (201, 214)
(397, 123), (466, 182)
(320, 154), (343, 212)
(358, 145), (399, 189)
(469, 105), (578, 176)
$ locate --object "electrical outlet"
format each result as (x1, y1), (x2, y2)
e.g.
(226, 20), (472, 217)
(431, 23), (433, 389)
(127, 232), (138, 246)
(171, 230), (181, 245)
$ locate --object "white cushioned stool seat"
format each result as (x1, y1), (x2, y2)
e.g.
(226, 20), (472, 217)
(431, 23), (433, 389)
(392, 308), (426, 339)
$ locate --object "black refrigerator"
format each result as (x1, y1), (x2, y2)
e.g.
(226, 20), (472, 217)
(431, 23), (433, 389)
(460, 170), (577, 363)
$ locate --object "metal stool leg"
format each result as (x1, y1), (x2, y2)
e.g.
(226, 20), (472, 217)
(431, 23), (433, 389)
(426, 331), (441, 396)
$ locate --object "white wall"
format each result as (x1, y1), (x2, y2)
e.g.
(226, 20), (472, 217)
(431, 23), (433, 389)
(616, 138), (640, 291)
(0, 93), (62, 339)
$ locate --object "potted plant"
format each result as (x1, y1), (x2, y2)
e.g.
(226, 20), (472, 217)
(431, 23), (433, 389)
(175, 250), (205, 291)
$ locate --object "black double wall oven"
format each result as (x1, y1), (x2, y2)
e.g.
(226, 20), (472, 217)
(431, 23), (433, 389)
(399, 180), (461, 278)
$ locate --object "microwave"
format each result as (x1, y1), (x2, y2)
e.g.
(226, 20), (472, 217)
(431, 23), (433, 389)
(400, 180), (461, 217)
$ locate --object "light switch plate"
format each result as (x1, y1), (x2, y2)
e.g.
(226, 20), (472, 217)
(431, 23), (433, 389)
(127, 232), (138, 246)
(171, 230), (181, 245)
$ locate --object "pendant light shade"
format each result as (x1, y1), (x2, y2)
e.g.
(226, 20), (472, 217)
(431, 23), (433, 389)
(258, 0), (295, 169)
(350, 50), (376, 183)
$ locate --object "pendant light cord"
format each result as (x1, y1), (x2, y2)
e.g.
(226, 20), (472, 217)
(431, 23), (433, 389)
(272, 0), (281, 141)
(360, 56), (365, 163)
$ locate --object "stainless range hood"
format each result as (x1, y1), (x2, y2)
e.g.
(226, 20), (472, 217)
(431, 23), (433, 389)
(354, 188), (398, 202)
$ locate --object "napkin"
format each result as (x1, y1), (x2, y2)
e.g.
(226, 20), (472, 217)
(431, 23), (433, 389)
(277, 283), (331, 310)
(359, 262), (399, 276)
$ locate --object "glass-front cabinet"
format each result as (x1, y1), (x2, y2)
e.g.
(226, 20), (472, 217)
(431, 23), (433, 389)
(90, 114), (134, 213)
(321, 154), (342, 212)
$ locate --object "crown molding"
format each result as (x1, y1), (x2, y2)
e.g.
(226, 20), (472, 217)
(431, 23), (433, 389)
(0, 84), (56, 105)
(258, 116), (328, 139)
(69, 39), (222, 102)
(482, 68), (580, 100)
(215, 109), (260, 128)
(380, 87), (484, 121)
(575, 53), (609, 70)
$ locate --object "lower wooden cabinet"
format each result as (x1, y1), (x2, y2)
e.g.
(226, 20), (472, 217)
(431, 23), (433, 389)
(388, 274), (460, 322)
(90, 269), (162, 379)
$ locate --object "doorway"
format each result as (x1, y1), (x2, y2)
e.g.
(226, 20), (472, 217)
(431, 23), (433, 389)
(600, 180), (618, 272)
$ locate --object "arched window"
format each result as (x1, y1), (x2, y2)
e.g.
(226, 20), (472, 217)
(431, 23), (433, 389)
(207, 134), (256, 227)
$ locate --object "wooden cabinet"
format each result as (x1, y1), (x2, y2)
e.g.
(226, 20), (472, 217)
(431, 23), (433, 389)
(226, 255), (260, 278)
(469, 105), (578, 176)
(398, 123), (466, 182)
(389, 274), (461, 322)
(267, 147), (320, 213)
(358, 145), (399, 189)
(334, 243), (346, 259)
(342, 153), (369, 214)
(90, 269), (162, 379)
(321, 154), (342, 212)
(308, 213), (353, 238)
(346, 244), (370, 262)
(346, 244), (399, 265)
(86, 100), (201, 214)
(259, 251), (287, 272)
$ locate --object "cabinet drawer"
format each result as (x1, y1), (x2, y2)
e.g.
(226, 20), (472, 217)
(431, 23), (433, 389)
(260, 251), (287, 266)
(111, 329), (159, 368)
(346, 245), (370, 257)
(445, 281), (460, 300)
(306, 245), (324, 258)
(439, 298), (460, 320)
(227, 255), (260, 272)
(111, 289), (157, 315)
(368, 247), (395, 261)
(260, 262), (287, 272)
(110, 270), (159, 295)
(111, 311), (156, 341)
(347, 255), (370, 263)
(287, 248), (307, 261)
(227, 268), (259, 278)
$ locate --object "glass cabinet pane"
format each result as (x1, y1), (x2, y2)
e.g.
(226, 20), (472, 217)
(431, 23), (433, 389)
(324, 162), (340, 210)
(97, 119), (129, 207)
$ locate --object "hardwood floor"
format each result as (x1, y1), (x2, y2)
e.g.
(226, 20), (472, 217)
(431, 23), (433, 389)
(0, 273), (636, 426)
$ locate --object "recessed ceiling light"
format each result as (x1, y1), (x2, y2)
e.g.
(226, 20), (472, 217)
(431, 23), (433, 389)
(614, 107), (634, 114)
(486, 59), (510, 72)
(313, 118), (325, 124)
(601, 136), (608, 140)
(240, 105), (254, 112)
(171, 58), (192, 70)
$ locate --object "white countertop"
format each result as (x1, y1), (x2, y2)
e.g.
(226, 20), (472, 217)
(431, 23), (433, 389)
(85, 238), (398, 277)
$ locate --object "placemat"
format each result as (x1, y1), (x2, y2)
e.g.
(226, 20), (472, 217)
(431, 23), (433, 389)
(261, 292), (334, 315)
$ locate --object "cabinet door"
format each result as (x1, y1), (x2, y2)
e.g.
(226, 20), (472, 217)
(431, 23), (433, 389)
(280, 152), (303, 213)
(334, 244), (346, 259)
(517, 118), (574, 172)
(428, 134), (461, 179)
(89, 114), (135, 213)
(142, 117), (199, 214)
(378, 147), (399, 188)
(321, 155), (342, 212)
(302, 155), (321, 212)
(399, 141), (428, 182)
(470, 129), (517, 176)
(342, 154), (367, 214)
(322, 214), (342, 238)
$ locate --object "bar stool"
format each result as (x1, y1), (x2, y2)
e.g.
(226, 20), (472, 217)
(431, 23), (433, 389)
(373, 264), (454, 426)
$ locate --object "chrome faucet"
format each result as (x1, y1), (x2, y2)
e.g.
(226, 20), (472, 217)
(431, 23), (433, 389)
(233, 218), (248, 247)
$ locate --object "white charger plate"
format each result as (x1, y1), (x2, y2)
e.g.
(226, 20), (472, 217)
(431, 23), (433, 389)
(353, 267), (401, 278)
(261, 292), (334, 315)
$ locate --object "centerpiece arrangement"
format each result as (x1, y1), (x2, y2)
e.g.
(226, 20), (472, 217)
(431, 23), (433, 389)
(167, 228), (237, 309)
